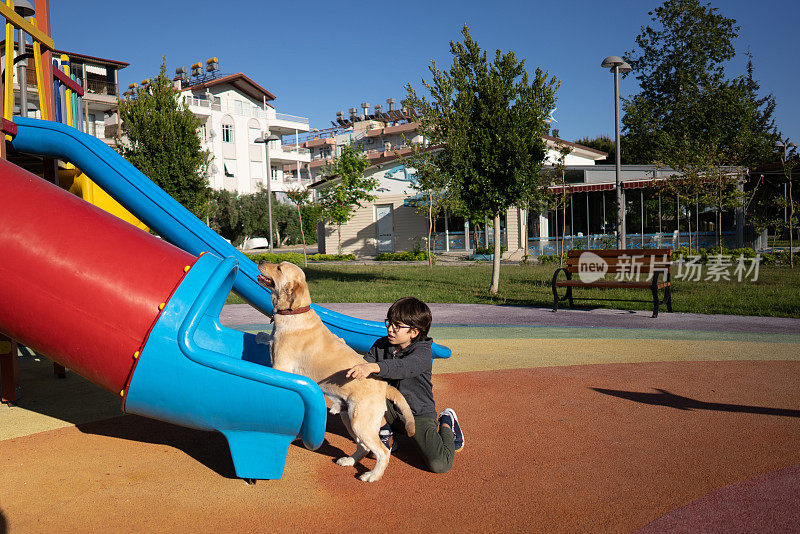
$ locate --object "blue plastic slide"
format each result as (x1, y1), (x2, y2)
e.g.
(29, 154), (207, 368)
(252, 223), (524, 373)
(125, 252), (327, 479)
(11, 117), (451, 358)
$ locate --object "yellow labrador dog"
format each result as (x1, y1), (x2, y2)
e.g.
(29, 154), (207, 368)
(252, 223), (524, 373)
(257, 261), (415, 482)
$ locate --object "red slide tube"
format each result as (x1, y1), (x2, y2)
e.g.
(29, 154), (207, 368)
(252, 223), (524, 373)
(0, 159), (195, 394)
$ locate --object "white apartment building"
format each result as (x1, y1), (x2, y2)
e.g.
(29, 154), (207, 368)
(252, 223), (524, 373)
(174, 66), (310, 197)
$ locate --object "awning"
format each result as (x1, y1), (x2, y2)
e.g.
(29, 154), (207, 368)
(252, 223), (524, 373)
(548, 183), (614, 194)
(548, 177), (669, 194)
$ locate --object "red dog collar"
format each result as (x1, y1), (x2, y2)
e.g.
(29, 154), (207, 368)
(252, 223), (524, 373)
(275, 305), (312, 316)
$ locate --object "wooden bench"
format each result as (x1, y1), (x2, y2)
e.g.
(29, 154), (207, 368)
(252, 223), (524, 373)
(551, 249), (673, 318)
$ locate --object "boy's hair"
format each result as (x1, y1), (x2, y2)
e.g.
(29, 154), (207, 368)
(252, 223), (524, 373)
(387, 297), (432, 340)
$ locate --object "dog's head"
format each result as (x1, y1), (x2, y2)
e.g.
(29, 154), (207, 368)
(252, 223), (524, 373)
(257, 261), (311, 311)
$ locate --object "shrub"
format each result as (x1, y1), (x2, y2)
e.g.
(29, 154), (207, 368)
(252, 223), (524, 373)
(376, 250), (428, 261)
(537, 253), (566, 265)
(473, 244), (507, 255)
(245, 252), (355, 265)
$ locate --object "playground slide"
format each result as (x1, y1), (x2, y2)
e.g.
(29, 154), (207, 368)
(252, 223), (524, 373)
(58, 166), (150, 232)
(11, 117), (451, 359)
(0, 159), (326, 479)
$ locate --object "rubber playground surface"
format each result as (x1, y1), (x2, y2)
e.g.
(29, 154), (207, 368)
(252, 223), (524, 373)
(2, 304), (800, 533)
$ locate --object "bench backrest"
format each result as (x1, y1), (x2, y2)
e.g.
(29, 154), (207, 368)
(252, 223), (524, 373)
(564, 249), (672, 275)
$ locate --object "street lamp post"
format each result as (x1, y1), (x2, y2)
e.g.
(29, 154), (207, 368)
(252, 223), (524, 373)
(601, 56), (632, 249)
(255, 132), (282, 253)
(776, 138), (798, 268)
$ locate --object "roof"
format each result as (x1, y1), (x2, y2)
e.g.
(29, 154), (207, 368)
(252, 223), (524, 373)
(180, 73), (276, 102)
(307, 144), (442, 189)
(54, 49), (130, 68)
(543, 135), (608, 158)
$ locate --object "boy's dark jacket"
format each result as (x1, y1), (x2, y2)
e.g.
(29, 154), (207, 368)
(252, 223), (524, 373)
(365, 336), (435, 418)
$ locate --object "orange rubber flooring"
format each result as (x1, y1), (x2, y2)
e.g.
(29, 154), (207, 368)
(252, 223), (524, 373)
(2, 359), (800, 533)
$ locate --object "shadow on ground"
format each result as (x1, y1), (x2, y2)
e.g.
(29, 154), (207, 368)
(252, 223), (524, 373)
(77, 415), (238, 478)
(592, 387), (800, 418)
(2, 349), (120, 432)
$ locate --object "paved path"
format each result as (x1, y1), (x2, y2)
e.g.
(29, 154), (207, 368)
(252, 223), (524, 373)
(221, 302), (800, 335)
(1, 304), (799, 533)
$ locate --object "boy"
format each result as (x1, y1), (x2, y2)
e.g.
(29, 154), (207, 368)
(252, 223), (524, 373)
(345, 297), (463, 474)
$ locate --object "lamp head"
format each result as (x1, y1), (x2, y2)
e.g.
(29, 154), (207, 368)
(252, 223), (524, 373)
(255, 133), (281, 144)
(601, 56), (632, 73)
(14, 0), (35, 17)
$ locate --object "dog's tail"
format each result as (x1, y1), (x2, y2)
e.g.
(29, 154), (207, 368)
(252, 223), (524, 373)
(385, 386), (416, 437)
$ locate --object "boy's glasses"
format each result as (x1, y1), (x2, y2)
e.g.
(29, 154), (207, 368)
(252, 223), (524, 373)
(385, 320), (413, 331)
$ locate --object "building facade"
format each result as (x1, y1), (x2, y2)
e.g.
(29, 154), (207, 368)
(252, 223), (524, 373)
(3, 44), (128, 143)
(307, 100), (607, 256)
(172, 65), (310, 197)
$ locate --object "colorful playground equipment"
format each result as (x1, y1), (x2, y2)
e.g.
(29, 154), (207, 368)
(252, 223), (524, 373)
(0, 0), (449, 480)
(58, 166), (149, 231)
(10, 117), (451, 358)
(0, 159), (326, 478)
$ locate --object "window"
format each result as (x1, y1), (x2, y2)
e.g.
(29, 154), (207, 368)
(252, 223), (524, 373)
(88, 113), (96, 137)
(222, 124), (233, 143)
(199, 123), (207, 141)
(250, 161), (262, 180)
(234, 100), (244, 115)
(319, 147), (331, 158)
(270, 166), (277, 179)
(249, 127), (260, 145)
(224, 159), (237, 177)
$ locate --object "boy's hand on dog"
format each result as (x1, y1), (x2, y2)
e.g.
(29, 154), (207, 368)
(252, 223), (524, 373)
(346, 363), (380, 380)
(255, 332), (271, 345)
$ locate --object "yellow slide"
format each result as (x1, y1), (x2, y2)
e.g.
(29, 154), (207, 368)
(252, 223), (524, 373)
(58, 166), (149, 232)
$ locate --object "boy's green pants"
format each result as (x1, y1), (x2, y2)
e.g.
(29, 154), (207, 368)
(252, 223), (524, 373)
(384, 400), (455, 474)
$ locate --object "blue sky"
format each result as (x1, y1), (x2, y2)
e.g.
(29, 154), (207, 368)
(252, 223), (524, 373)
(51, 0), (798, 150)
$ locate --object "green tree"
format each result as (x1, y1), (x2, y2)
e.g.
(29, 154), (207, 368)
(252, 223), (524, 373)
(285, 187), (312, 266)
(317, 144), (377, 255)
(405, 25), (559, 294)
(117, 57), (210, 216)
(207, 188), (242, 243)
(404, 144), (453, 267)
(776, 141), (798, 267)
(622, 0), (778, 168)
(551, 142), (573, 264)
(575, 135), (615, 165)
(654, 142), (745, 250)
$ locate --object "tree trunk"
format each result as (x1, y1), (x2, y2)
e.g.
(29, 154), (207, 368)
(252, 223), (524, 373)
(717, 187), (722, 254)
(789, 180), (794, 268)
(560, 196), (567, 266)
(337, 224), (342, 256)
(489, 213), (501, 294)
(297, 206), (307, 267)
(427, 193), (433, 267)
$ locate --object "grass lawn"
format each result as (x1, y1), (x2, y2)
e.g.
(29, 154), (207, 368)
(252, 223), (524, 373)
(227, 263), (800, 318)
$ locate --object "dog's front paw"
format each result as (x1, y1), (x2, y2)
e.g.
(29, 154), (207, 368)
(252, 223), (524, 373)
(254, 332), (271, 345)
(336, 456), (355, 467)
(359, 470), (382, 482)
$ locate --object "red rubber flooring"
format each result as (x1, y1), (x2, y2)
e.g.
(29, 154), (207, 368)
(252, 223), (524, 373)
(2, 359), (800, 532)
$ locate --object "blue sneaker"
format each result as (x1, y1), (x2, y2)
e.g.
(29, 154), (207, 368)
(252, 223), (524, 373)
(438, 408), (464, 452)
(379, 423), (396, 452)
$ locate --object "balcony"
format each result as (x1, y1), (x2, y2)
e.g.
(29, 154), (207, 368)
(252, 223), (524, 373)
(269, 144), (311, 164)
(268, 113), (310, 135)
(85, 79), (118, 97)
(185, 96), (221, 116)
